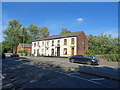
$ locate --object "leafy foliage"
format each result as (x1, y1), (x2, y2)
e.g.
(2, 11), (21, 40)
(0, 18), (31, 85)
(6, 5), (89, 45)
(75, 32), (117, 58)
(39, 26), (50, 38)
(2, 19), (50, 53)
(27, 24), (39, 42)
(86, 33), (118, 55)
(3, 19), (22, 52)
(60, 28), (71, 35)
(104, 54), (119, 62)
(85, 33), (119, 62)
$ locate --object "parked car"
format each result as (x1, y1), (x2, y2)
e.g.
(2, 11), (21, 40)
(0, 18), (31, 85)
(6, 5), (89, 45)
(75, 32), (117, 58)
(69, 55), (100, 65)
(10, 53), (19, 57)
(0, 53), (6, 59)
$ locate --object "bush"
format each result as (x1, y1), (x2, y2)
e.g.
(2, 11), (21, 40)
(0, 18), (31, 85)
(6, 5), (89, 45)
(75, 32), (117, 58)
(85, 50), (95, 55)
(18, 50), (27, 56)
(37, 53), (40, 56)
(104, 54), (119, 62)
(18, 50), (26, 53)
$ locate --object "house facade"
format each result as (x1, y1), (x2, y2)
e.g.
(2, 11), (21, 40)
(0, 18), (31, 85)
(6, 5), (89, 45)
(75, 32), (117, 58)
(32, 31), (88, 57)
(17, 43), (32, 54)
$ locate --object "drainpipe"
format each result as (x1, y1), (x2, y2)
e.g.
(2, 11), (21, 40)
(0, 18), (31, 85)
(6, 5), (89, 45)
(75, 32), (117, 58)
(45, 40), (46, 56)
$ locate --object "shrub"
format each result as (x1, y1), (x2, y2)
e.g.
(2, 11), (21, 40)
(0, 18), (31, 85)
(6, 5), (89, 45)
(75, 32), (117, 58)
(85, 50), (95, 55)
(37, 53), (40, 56)
(104, 54), (119, 62)
(18, 50), (27, 56)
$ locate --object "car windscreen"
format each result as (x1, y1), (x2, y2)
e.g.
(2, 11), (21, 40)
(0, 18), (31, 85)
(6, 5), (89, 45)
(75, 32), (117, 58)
(82, 55), (89, 58)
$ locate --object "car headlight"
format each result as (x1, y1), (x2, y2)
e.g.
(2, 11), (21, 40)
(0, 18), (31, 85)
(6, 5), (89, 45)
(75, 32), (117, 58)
(91, 60), (95, 62)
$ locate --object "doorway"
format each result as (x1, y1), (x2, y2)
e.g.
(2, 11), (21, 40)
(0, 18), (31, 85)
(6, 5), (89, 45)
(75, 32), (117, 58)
(57, 47), (60, 57)
(71, 47), (74, 56)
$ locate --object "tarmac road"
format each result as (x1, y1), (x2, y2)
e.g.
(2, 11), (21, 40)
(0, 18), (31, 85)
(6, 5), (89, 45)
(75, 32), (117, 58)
(2, 57), (120, 88)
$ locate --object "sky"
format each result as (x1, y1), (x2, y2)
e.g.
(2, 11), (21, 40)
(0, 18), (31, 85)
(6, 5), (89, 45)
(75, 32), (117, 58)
(2, 2), (118, 41)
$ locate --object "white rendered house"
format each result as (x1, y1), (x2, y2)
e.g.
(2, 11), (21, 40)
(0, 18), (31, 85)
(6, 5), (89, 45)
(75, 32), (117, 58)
(32, 32), (88, 57)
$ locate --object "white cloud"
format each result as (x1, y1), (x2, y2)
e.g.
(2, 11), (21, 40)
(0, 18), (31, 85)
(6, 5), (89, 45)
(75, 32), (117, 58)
(76, 18), (84, 22)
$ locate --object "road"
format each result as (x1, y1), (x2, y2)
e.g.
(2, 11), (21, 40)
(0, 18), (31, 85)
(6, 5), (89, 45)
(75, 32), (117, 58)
(2, 57), (119, 88)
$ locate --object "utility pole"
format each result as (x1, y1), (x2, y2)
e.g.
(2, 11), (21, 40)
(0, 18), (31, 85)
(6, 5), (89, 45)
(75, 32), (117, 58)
(23, 28), (24, 51)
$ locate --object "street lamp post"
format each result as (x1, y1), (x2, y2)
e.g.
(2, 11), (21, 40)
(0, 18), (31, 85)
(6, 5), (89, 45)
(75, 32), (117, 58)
(23, 29), (24, 51)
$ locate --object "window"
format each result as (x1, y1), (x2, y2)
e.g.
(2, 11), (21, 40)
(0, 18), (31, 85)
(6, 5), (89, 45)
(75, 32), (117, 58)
(52, 40), (54, 46)
(37, 49), (39, 55)
(58, 40), (60, 46)
(51, 49), (54, 56)
(63, 48), (67, 55)
(47, 41), (49, 46)
(34, 49), (35, 54)
(42, 41), (44, 46)
(37, 42), (39, 47)
(64, 39), (67, 45)
(71, 38), (74, 45)
(34, 43), (36, 47)
(42, 49), (44, 53)
(82, 42), (85, 49)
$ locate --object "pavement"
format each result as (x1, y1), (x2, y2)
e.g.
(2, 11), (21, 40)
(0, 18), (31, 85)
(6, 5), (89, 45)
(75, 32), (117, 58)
(21, 56), (120, 81)
(2, 57), (120, 88)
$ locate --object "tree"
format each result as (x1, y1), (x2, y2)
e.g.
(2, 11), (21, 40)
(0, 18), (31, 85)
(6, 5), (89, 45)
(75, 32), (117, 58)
(27, 24), (39, 41)
(3, 19), (22, 52)
(0, 42), (2, 52)
(19, 26), (30, 44)
(2, 41), (12, 53)
(86, 33), (119, 55)
(60, 28), (71, 35)
(39, 26), (50, 38)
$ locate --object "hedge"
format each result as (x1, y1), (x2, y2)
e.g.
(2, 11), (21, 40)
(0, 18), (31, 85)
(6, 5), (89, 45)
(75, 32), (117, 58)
(104, 54), (119, 62)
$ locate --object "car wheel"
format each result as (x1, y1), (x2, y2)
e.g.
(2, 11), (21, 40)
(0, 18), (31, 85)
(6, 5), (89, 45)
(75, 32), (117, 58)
(87, 61), (92, 65)
(70, 59), (75, 63)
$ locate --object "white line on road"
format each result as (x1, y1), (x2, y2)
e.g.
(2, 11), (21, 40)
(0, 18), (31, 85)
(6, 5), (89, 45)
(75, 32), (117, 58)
(90, 78), (105, 81)
(0, 74), (4, 80)
(55, 71), (101, 85)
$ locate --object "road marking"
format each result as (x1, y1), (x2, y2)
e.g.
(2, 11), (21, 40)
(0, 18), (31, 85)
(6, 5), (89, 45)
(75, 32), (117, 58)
(69, 72), (81, 74)
(90, 78), (105, 81)
(0, 74), (4, 80)
(55, 71), (101, 85)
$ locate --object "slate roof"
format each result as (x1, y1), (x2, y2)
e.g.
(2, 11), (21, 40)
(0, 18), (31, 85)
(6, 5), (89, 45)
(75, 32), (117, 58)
(19, 43), (32, 48)
(34, 31), (83, 41)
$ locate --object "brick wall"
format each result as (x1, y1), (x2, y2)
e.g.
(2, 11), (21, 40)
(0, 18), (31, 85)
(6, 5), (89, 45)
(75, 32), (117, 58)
(17, 44), (23, 53)
(17, 45), (32, 54)
(77, 32), (88, 55)
(24, 48), (32, 53)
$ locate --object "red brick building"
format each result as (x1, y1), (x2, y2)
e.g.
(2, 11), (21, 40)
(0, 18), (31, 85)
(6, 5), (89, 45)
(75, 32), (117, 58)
(17, 43), (32, 54)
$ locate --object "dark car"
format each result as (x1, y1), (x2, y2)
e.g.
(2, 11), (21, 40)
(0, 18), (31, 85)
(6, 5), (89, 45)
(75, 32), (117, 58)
(10, 53), (19, 57)
(0, 53), (6, 59)
(69, 55), (100, 65)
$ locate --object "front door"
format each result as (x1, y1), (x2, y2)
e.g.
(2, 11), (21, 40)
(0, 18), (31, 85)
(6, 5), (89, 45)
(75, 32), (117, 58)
(71, 47), (74, 56)
(51, 49), (54, 56)
(37, 49), (39, 56)
(57, 47), (60, 57)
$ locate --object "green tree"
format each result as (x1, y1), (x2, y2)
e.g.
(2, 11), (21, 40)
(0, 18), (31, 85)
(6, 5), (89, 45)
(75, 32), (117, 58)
(60, 28), (71, 35)
(27, 24), (39, 41)
(86, 33), (119, 55)
(3, 19), (22, 52)
(39, 26), (50, 38)
(0, 42), (2, 52)
(19, 26), (30, 43)
(2, 41), (12, 53)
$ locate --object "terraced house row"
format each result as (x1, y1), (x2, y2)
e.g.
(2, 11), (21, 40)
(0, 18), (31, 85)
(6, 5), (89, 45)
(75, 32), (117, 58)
(32, 31), (88, 57)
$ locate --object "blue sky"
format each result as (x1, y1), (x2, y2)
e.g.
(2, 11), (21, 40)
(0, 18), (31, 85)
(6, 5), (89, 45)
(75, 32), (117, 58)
(2, 2), (118, 41)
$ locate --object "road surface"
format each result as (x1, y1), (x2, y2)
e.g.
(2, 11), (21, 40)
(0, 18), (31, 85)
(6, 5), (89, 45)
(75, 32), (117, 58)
(2, 57), (119, 88)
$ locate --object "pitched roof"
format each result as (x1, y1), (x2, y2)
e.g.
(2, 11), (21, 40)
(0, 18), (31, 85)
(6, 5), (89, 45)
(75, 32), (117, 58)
(34, 31), (83, 41)
(19, 43), (32, 48)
